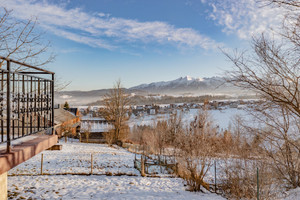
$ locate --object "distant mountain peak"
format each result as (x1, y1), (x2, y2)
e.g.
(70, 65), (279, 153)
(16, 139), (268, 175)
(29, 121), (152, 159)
(184, 75), (193, 81)
(130, 76), (227, 94)
(180, 75), (204, 82)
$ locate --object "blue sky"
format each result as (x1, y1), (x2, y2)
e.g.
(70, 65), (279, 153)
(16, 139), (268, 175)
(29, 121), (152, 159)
(0, 0), (284, 90)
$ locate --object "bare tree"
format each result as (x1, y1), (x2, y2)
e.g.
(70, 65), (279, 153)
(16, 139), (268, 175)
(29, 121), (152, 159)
(224, 35), (300, 117)
(166, 112), (183, 146)
(152, 121), (168, 168)
(262, 0), (300, 10)
(100, 80), (130, 144)
(176, 108), (216, 192)
(0, 8), (54, 69)
(224, 0), (300, 118)
(81, 121), (91, 143)
(166, 112), (184, 165)
(61, 122), (72, 143)
(224, 0), (300, 191)
(246, 103), (300, 187)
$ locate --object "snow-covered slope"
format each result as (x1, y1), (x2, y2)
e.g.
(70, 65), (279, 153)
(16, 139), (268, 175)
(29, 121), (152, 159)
(8, 140), (225, 200)
(130, 76), (239, 95)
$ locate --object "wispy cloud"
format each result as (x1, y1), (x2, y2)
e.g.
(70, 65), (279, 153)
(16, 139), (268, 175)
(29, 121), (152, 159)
(204, 0), (285, 40)
(0, 0), (221, 51)
(42, 25), (116, 50)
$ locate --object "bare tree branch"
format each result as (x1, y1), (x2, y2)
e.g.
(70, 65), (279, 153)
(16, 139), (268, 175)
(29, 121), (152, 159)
(0, 7), (54, 70)
(100, 80), (130, 144)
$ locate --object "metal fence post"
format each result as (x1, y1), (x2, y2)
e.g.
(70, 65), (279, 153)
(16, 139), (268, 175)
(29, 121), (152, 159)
(6, 60), (11, 153)
(257, 167), (259, 200)
(41, 153), (44, 175)
(215, 160), (217, 193)
(91, 153), (93, 175)
(51, 74), (54, 135)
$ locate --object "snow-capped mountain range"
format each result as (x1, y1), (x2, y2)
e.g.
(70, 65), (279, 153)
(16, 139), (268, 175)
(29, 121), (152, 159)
(130, 76), (235, 95)
(56, 76), (247, 105)
(131, 76), (205, 89)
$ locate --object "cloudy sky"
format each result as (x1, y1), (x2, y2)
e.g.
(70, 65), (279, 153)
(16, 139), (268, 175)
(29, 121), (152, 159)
(0, 0), (284, 90)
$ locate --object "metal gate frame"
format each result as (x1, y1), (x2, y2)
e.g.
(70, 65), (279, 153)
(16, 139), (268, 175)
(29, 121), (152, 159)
(0, 56), (55, 153)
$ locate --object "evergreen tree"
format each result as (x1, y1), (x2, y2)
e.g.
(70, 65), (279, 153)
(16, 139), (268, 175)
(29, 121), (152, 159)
(64, 101), (70, 110)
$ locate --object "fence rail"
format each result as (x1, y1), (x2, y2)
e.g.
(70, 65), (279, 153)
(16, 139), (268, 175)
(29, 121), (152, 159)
(0, 56), (55, 152)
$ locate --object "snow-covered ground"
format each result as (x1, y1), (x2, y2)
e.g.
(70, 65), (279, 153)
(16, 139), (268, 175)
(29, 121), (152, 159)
(284, 188), (300, 200)
(7, 140), (226, 199)
(8, 175), (224, 200)
(9, 140), (139, 176)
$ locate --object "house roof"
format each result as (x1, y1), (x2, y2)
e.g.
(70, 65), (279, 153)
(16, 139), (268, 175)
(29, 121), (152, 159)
(69, 108), (79, 116)
(54, 108), (78, 125)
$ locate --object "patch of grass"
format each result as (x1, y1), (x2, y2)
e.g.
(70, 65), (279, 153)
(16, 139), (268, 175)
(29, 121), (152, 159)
(8, 191), (20, 199)
(105, 172), (113, 176)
